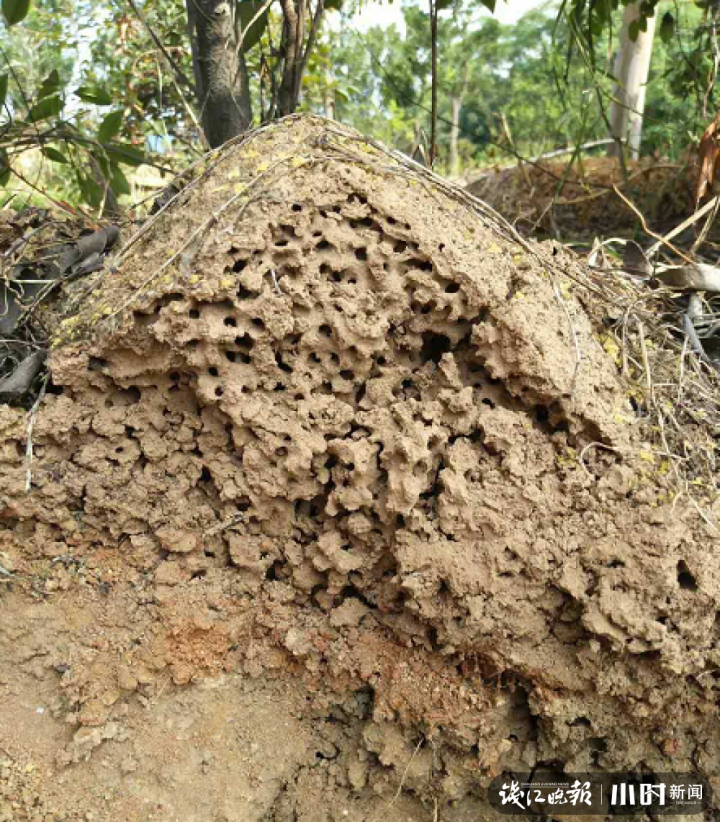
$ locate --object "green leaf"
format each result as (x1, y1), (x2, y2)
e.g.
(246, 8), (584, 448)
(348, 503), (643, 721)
(76, 173), (103, 207)
(590, 13), (604, 36)
(0, 149), (9, 187)
(98, 110), (123, 142)
(0, 74), (7, 109)
(478, 0), (496, 12)
(38, 69), (61, 99)
(103, 142), (145, 167)
(109, 164), (130, 196)
(41, 146), (68, 163)
(640, 0), (655, 17)
(75, 86), (113, 105)
(324, 0), (342, 9)
(238, 0), (270, 52)
(27, 95), (62, 122)
(628, 19), (640, 41)
(660, 11), (674, 43)
(2, 0), (31, 26)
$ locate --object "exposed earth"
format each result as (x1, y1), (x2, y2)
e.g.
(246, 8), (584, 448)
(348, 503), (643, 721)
(1, 116), (720, 821)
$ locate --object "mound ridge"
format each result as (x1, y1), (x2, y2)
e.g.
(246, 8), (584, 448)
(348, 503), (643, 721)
(1, 115), (719, 817)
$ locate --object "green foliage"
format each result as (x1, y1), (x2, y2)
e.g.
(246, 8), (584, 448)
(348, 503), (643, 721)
(0, 0), (716, 210)
(76, 86), (113, 105)
(238, 0), (271, 51)
(0, 0), (149, 210)
(98, 110), (123, 142)
(2, 0), (31, 26)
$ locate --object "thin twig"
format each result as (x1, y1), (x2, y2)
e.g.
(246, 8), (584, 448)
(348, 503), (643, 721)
(25, 373), (49, 493)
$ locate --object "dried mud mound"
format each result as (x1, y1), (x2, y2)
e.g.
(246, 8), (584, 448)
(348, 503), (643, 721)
(2, 116), (720, 819)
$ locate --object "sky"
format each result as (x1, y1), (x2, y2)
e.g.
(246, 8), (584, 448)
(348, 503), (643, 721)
(353, 0), (548, 31)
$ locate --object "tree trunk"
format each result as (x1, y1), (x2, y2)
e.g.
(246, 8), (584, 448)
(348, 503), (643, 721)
(185, 0), (253, 148)
(608, 1), (657, 161)
(429, 0), (438, 168)
(449, 95), (462, 178)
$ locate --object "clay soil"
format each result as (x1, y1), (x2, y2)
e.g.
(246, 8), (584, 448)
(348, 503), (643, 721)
(2, 117), (720, 821)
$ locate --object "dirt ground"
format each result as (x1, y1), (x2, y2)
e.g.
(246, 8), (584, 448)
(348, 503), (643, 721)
(2, 116), (720, 820)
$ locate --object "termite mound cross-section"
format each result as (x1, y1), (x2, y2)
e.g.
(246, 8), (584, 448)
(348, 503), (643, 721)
(1, 115), (719, 815)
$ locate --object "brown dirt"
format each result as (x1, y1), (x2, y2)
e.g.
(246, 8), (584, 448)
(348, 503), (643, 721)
(1, 116), (720, 820)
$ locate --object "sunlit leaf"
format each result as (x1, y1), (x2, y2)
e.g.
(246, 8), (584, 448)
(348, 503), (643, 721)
(660, 11), (674, 43)
(98, 110), (123, 142)
(238, 0), (269, 52)
(77, 172), (103, 207)
(75, 86), (113, 105)
(0, 149), (9, 187)
(27, 95), (62, 122)
(2, 0), (31, 26)
(41, 146), (68, 163)
(103, 142), (145, 167)
(38, 69), (61, 99)
(109, 163), (130, 196)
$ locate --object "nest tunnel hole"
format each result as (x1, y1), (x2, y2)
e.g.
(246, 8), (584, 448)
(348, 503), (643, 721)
(89, 356), (109, 372)
(569, 716), (591, 728)
(420, 332), (452, 364)
(275, 351), (293, 374)
(235, 334), (254, 354)
(158, 292), (184, 307)
(45, 379), (64, 396)
(226, 349), (249, 365)
(337, 582), (374, 610)
(677, 560), (698, 592)
(407, 258), (433, 273)
(237, 283), (256, 300)
(116, 385), (142, 405)
(265, 560), (287, 581)
(349, 216), (375, 230)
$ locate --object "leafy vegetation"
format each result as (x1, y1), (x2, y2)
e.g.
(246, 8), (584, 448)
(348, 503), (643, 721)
(0, 0), (717, 210)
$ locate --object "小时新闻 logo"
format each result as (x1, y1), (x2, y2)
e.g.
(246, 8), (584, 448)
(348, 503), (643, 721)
(488, 772), (711, 816)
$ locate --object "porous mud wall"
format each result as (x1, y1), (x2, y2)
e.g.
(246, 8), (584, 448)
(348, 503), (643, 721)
(1, 117), (720, 814)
